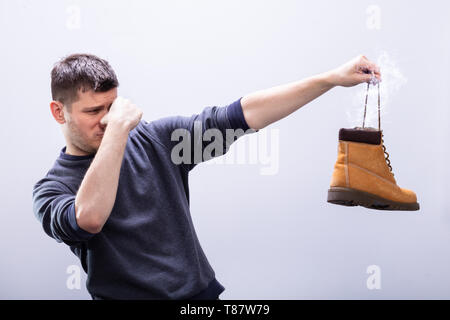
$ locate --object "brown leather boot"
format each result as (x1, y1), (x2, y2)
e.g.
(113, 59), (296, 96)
(327, 81), (419, 211)
(327, 127), (419, 211)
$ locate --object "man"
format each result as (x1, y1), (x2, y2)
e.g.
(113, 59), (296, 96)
(32, 53), (381, 300)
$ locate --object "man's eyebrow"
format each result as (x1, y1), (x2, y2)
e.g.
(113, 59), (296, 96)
(82, 105), (104, 111)
(82, 103), (113, 111)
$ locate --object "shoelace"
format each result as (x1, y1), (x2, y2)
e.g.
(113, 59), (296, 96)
(381, 132), (393, 174)
(362, 79), (394, 176)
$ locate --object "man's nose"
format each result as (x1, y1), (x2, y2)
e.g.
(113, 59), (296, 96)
(99, 112), (108, 129)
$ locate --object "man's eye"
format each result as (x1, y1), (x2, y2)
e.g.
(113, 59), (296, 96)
(88, 110), (100, 114)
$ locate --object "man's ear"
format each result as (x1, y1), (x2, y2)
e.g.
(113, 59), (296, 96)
(50, 101), (67, 124)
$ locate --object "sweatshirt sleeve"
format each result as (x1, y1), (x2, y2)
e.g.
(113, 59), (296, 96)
(32, 180), (96, 246)
(139, 97), (258, 171)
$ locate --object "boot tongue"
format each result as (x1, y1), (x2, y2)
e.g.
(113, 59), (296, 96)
(339, 127), (381, 145)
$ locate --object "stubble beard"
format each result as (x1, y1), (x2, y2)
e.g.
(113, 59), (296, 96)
(67, 119), (99, 155)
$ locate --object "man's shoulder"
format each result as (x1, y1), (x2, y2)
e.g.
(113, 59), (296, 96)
(134, 116), (186, 136)
(131, 117), (188, 151)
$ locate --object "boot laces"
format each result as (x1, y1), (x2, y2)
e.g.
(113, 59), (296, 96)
(381, 132), (394, 176)
(362, 81), (393, 177)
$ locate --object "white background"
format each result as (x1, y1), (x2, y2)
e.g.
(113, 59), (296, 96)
(0, 0), (449, 299)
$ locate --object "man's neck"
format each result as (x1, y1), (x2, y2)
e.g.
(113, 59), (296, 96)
(65, 144), (92, 157)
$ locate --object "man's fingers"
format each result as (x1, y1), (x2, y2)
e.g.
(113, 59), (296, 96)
(356, 55), (380, 73)
(359, 73), (373, 83)
(358, 62), (380, 75)
(360, 72), (381, 84)
(100, 113), (109, 126)
(370, 62), (381, 74)
(111, 96), (125, 109)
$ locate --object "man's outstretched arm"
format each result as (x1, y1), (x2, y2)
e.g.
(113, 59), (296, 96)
(241, 55), (381, 130)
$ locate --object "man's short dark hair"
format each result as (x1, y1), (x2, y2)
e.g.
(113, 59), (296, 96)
(51, 53), (119, 108)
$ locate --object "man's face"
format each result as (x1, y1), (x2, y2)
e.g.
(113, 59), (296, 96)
(64, 88), (117, 155)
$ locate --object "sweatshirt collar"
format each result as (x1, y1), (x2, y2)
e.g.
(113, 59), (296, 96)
(59, 146), (95, 161)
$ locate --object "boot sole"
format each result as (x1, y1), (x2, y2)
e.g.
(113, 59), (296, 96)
(327, 187), (420, 211)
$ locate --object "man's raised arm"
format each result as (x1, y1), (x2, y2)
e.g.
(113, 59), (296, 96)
(241, 55), (381, 130)
(75, 97), (142, 234)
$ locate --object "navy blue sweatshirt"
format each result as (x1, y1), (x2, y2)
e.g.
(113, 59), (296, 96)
(32, 98), (254, 299)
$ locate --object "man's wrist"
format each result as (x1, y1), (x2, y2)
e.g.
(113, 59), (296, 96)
(318, 70), (339, 89)
(107, 119), (133, 135)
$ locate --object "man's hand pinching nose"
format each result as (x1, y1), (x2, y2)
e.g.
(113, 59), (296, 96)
(100, 96), (143, 132)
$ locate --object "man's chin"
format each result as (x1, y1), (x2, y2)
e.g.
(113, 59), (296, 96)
(85, 142), (100, 154)
(91, 144), (100, 153)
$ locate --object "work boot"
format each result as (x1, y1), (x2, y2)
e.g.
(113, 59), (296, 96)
(327, 81), (419, 211)
(327, 127), (419, 211)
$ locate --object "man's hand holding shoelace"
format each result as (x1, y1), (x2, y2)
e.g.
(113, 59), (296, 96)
(326, 55), (382, 87)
